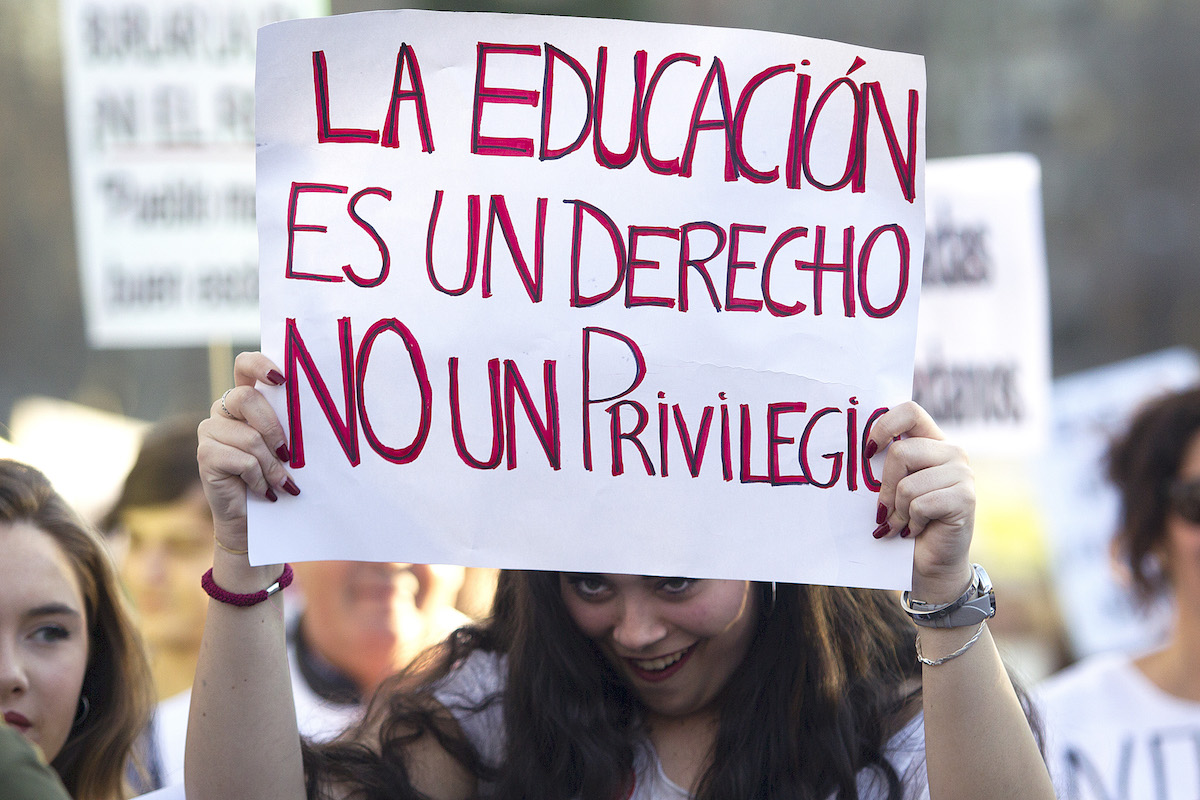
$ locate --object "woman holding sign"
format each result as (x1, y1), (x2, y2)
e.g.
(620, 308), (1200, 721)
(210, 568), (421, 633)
(186, 352), (1053, 800)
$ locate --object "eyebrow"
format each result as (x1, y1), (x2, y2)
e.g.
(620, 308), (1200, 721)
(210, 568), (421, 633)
(24, 603), (82, 620)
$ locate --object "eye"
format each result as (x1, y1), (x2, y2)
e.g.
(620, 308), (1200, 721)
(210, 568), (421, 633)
(657, 577), (698, 595)
(31, 624), (72, 644)
(565, 574), (610, 601)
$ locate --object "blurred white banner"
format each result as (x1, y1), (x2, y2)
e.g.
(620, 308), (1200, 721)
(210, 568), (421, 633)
(60, 0), (328, 348)
(915, 153), (1051, 456)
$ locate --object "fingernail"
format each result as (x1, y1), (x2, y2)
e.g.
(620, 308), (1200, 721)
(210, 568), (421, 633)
(276, 444), (290, 462)
(267, 370), (286, 386)
(282, 478), (301, 497)
(864, 439), (878, 459)
(265, 487), (278, 503)
(898, 525), (911, 539)
(872, 522), (890, 539)
(876, 503), (888, 525)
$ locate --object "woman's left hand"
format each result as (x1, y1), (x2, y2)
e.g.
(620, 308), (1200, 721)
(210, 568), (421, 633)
(867, 401), (975, 605)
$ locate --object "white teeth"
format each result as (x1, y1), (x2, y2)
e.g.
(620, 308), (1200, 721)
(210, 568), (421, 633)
(634, 649), (687, 671)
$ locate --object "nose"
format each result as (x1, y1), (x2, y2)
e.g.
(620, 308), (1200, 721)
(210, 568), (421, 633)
(144, 544), (169, 585)
(611, 596), (669, 652)
(0, 638), (28, 700)
(125, 540), (169, 588)
(404, 564), (431, 607)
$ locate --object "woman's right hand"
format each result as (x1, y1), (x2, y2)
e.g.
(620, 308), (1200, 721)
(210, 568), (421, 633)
(196, 351), (297, 549)
(188, 352), (309, 800)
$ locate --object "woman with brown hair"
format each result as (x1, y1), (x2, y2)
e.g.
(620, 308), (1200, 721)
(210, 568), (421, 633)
(0, 459), (155, 800)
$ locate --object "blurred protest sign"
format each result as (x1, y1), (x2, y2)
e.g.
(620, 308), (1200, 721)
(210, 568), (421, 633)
(1039, 347), (1199, 659)
(250, 10), (926, 587)
(60, 0), (327, 348)
(914, 153), (1051, 456)
(910, 154), (1056, 674)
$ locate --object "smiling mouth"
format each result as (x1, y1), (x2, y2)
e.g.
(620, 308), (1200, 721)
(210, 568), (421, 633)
(626, 643), (697, 682)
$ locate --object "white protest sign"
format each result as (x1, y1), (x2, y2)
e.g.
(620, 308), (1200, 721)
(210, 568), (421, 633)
(250, 10), (926, 588)
(60, 0), (327, 348)
(1038, 348), (1199, 659)
(913, 153), (1051, 456)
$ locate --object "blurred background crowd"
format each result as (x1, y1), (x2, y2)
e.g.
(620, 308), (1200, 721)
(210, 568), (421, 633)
(2, 0), (1199, 740)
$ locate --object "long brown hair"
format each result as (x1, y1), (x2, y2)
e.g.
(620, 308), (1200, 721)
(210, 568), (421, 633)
(0, 459), (155, 800)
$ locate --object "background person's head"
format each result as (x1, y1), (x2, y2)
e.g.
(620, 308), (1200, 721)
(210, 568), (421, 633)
(1108, 385), (1200, 605)
(103, 415), (211, 700)
(291, 561), (468, 695)
(0, 459), (154, 800)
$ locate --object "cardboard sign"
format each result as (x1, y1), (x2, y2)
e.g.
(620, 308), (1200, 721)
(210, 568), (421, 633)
(914, 153), (1051, 456)
(250, 10), (927, 587)
(60, 0), (328, 348)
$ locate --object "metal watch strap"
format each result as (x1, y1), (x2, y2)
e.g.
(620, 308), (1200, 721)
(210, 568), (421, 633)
(901, 563), (996, 628)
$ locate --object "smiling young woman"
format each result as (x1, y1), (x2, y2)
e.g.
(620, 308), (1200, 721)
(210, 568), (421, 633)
(183, 351), (1054, 800)
(0, 460), (154, 800)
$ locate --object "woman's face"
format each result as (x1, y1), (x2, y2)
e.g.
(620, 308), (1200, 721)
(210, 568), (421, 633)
(0, 521), (90, 761)
(1165, 431), (1200, 602)
(560, 574), (758, 721)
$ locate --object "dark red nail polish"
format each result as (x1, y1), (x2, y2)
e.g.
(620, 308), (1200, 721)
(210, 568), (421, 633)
(864, 439), (878, 459)
(276, 444), (290, 462)
(267, 370), (286, 386)
(872, 522), (890, 539)
(282, 478), (301, 496)
(898, 525), (911, 539)
(876, 503), (888, 525)
(265, 487), (278, 503)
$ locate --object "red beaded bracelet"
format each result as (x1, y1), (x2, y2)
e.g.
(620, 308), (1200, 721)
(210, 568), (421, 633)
(201, 564), (293, 607)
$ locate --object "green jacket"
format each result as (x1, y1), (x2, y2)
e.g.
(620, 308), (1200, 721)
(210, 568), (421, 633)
(0, 718), (71, 800)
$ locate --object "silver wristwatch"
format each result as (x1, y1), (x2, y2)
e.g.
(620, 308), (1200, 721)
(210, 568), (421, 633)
(901, 563), (996, 628)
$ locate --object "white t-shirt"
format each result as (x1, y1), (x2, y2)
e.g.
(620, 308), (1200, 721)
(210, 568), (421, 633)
(149, 639), (363, 787)
(133, 786), (185, 800)
(1037, 650), (1200, 800)
(435, 650), (930, 800)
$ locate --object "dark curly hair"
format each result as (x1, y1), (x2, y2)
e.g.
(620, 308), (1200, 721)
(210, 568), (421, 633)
(1107, 385), (1200, 603)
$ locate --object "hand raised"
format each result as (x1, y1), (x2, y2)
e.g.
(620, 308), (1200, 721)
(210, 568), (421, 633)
(867, 401), (975, 604)
(196, 352), (298, 548)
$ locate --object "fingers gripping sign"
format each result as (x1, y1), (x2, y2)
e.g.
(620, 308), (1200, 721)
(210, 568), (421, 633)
(866, 402), (976, 601)
(198, 353), (300, 549)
